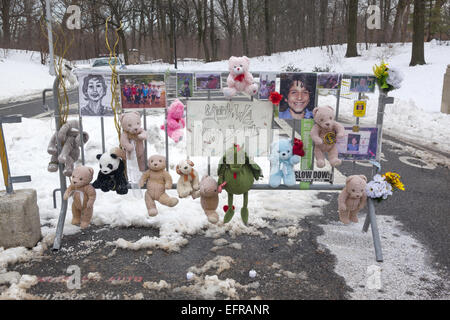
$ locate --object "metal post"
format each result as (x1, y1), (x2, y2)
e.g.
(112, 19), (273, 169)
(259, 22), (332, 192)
(0, 122), (13, 194)
(366, 198), (383, 262)
(45, 0), (55, 76)
(143, 108), (148, 170)
(52, 76), (68, 251)
(100, 117), (105, 154)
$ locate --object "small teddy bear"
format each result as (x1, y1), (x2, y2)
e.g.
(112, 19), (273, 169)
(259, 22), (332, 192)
(269, 139), (301, 188)
(47, 120), (89, 177)
(338, 175), (368, 224)
(176, 159), (200, 199)
(120, 111), (147, 172)
(223, 56), (258, 98)
(310, 105), (345, 168)
(139, 155), (179, 216)
(198, 176), (219, 224)
(63, 166), (96, 229)
(161, 99), (185, 143)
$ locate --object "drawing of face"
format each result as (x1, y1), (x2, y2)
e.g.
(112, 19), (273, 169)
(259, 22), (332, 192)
(87, 78), (105, 102)
(287, 80), (310, 114)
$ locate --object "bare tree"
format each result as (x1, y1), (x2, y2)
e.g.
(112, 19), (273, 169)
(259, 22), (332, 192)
(345, 0), (359, 57)
(410, 0), (426, 66)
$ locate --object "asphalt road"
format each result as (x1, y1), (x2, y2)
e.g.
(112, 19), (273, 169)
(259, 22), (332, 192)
(2, 94), (449, 300)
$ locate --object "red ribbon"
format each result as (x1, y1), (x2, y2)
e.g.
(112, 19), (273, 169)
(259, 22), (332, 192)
(234, 74), (245, 82)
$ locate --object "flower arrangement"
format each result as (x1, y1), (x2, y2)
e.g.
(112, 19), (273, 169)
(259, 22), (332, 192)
(366, 172), (405, 202)
(373, 61), (403, 93)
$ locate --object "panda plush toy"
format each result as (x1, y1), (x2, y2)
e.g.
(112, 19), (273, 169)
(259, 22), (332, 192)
(92, 148), (128, 195)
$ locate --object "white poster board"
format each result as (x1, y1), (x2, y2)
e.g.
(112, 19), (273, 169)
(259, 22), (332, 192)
(186, 100), (273, 158)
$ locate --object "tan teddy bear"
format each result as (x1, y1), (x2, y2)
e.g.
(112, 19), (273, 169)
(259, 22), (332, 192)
(338, 175), (367, 224)
(120, 111), (147, 172)
(139, 155), (179, 216)
(176, 159), (200, 199)
(198, 176), (219, 224)
(310, 105), (345, 168)
(63, 166), (96, 229)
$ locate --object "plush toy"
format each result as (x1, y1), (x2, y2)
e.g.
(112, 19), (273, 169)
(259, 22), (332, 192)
(292, 138), (305, 157)
(269, 139), (301, 188)
(92, 147), (128, 195)
(198, 176), (220, 224)
(338, 175), (368, 224)
(120, 111), (147, 172)
(223, 56), (258, 98)
(176, 159), (200, 199)
(310, 106), (345, 168)
(161, 99), (185, 143)
(63, 166), (96, 229)
(139, 155), (179, 216)
(218, 144), (263, 225)
(47, 120), (89, 177)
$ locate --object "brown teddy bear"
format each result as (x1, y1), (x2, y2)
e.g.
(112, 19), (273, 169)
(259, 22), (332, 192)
(310, 105), (345, 168)
(63, 166), (96, 229)
(120, 111), (147, 172)
(139, 155), (179, 216)
(198, 176), (219, 224)
(338, 175), (367, 224)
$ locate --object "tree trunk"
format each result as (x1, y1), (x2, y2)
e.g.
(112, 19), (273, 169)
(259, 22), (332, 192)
(202, 0), (210, 61)
(210, 0), (217, 60)
(118, 28), (129, 64)
(410, 0), (426, 65)
(427, 0), (444, 41)
(264, 0), (272, 55)
(1, 0), (11, 47)
(391, 0), (408, 43)
(401, 0), (411, 43)
(238, 0), (248, 56)
(377, 0), (384, 46)
(320, 0), (328, 47)
(345, 0), (359, 57)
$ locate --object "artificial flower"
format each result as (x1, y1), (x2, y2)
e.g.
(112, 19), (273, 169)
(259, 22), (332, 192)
(269, 91), (283, 105)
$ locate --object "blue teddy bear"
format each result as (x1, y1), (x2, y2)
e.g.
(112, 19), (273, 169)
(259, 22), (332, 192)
(269, 139), (301, 188)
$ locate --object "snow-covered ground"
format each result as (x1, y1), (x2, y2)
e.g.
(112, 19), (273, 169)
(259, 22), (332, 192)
(0, 42), (449, 299)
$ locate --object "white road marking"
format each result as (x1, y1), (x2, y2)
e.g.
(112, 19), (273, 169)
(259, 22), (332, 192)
(398, 156), (436, 170)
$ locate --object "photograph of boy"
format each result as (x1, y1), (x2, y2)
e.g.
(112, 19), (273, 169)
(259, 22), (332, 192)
(279, 73), (317, 120)
(350, 76), (376, 93)
(79, 73), (114, 117)
(120, 74), (166, 109)
(177, 73), (194, 98)
(195, 73), (221, 90)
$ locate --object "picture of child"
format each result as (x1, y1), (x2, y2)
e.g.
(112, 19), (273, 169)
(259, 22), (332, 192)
(318, 73), (342, 89)
(196, 73), (222, 90)
(347, 134), (360, 151)
(258, 72), (277, 100)
(177, 73), (194, 98)
(279, 73), (317, 120)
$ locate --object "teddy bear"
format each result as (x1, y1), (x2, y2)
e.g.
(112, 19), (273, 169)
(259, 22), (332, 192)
(92, 147), (129, 195)
(338, 175), (368, 224)
(223, 56), (258, 98)
(47, 120), (89, 177)
(176, 159), (200, 199)
(269, 139), (301, 188)
(198, 176), (219, 224)
(161, 99), (185, 143)
(120, 111), (147, 172)
(63, 166), (96, 229)
(310, 105), (345, 168)
(139, 155), (179, 216)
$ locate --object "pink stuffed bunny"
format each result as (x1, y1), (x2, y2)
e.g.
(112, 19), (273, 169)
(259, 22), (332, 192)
(223, 56), (258, 98)
(161, 99), (185, 143)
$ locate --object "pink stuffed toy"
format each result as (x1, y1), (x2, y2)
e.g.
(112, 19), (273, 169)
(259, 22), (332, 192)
(161, 99), (185, 143)
(223, 56), (258, 98)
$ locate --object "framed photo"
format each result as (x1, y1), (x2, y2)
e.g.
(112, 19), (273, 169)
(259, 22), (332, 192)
(337, 127), (378, 161)
(278, 73), (317, 120)
(176, 72), (194, 98)
(195, 72), (221, 90)
(317, 73), (342, 90)
(258, 72), (277, 100)
(119, 73), (166, 109)
(78, 72), (115, 117)
(350, 75), (376, 93)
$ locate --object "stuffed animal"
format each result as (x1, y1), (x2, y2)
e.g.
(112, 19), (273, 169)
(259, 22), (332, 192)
(310, 106), (345, 168)
(176, 159), (200, 199)
(269, 139), (300, 188)
(63, 166), (96, 229)
(92, 147), (128, 195)
(223, 56), (258, 98)
(198, 176), (219, 224)
(218, 144), (263, 225)
(292, 138), (305, 157)
(161, 99), (185, 143)
(139, 155), (179, 216)
(120, 111), (147, 172)
(338, 175), (368, 224)
(47, 120), (89, 177)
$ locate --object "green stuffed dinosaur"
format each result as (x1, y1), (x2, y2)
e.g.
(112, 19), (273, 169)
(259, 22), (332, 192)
(217, 144), (263, 225)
